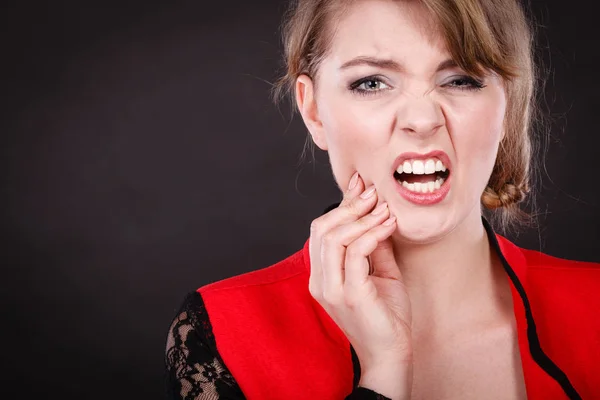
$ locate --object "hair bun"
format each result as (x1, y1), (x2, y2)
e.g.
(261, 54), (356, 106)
(482, 181), (528, 209)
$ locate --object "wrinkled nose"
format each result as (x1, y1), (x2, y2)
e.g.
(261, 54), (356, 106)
(395, 94), (445, 138)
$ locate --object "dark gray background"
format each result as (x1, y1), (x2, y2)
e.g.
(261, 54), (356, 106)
(2, 0), (598, 398)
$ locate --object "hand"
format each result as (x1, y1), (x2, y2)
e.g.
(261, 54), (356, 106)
(308, 172), (413, 399)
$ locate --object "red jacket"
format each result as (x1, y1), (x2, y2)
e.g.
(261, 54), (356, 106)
(198, 219), (599, 399)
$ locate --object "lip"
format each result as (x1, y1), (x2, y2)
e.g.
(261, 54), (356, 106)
(391, 150), (452, 206)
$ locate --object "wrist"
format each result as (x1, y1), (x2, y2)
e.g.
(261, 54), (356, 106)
(358, 363), (412, 400)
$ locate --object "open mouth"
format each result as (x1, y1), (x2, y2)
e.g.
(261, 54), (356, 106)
(393, 158), (450, 194)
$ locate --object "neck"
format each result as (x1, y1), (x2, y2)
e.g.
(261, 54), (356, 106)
(391, 208), (508, 336)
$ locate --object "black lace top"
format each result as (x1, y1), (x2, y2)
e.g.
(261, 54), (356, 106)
(164, 291), (390, 400)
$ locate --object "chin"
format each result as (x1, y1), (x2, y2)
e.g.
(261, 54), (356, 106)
(389, 207), (458, 244)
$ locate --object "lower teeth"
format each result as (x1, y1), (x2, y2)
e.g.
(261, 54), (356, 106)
(399, 177), (445, 194)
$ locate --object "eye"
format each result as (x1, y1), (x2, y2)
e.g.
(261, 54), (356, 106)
(349, 76), (391, 96)
(443, 76), (486, 91)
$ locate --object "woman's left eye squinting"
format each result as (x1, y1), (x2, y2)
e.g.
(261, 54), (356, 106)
(443, 76), (486, 91)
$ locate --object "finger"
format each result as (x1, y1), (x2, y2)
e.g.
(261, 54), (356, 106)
(314, 180), (378, 287)
(321, 203), (390, 298)
(343, 216), (398, 297)
(369, 225), (403, 280)
(339, 171), (365, 206)
(308, 174), (376, 298)
(318, 181), (379, 233)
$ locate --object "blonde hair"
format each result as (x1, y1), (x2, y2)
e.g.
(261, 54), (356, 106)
(273, 0), (543, 232)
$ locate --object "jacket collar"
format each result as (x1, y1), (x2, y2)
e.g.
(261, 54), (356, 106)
(483, 218), (581, 399)
(305, 203), (581, 399)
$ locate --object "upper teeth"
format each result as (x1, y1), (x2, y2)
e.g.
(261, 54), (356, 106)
(396, 158), (447, 175)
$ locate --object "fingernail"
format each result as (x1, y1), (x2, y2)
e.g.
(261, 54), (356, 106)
(360, 186), (376, 199)
(372, 202), (388, 215)
(348, 172), (359, 190)
(383, 216), (397, 226)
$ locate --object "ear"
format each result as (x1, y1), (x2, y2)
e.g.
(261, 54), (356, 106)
(295, 74), (328, 151)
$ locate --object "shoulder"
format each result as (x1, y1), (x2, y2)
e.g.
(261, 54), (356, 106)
(496, 233), (600, 323)
(520, 246), (600, 271)
(197, 238), (311, 296)
(189, 238), (338, 348)
(520, 244), (599, 309)
(518, 244), (600, 287)
(496, 233), (600, 281)
(164, 238), (312, 357)
(521, 246), (600, 313)
(501, 235), (600, 321)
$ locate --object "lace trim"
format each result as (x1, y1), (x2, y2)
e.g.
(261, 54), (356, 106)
(165, 292), (245, 399)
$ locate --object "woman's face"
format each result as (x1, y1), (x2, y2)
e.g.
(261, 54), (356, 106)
(297, 0), (507, 242)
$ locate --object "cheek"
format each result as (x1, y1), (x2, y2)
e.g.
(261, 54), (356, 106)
(319, 97), (391, 173)
(445, 92), (506, 188)
(476, 100), (505, 164)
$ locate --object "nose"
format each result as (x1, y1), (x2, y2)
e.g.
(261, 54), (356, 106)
(395, 94), (444, 138)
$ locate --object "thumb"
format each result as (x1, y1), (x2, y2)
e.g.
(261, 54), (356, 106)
(369, 236), (402, 280)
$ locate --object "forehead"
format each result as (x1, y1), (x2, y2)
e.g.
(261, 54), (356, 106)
(325, 0), (449, 68)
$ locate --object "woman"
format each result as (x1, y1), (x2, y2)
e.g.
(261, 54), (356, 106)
(165, 0), (599, 399)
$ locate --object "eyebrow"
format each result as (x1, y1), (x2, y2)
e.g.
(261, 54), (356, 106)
(339, 56), (458, 72)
